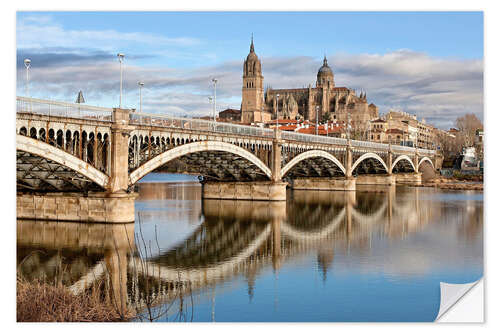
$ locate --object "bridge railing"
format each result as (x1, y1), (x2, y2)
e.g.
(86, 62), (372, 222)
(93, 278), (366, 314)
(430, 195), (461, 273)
(392, 145), (417, 153)
(351, 139), (389, 150)
(417, 148), (435, 155)
(16, 97), (113, 122)
(129, 112), (275, 138)
(281, 131), (348, 146)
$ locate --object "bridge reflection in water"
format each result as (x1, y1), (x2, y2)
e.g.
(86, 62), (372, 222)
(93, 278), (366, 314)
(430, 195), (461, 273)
(16, 181), (482, 321)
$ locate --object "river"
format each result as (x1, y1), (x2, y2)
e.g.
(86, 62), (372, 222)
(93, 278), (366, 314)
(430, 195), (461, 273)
(17, 173), (483, 322)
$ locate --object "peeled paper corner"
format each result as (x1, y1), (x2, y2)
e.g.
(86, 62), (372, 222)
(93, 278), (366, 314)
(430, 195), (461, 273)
(435, 279), (483, 322)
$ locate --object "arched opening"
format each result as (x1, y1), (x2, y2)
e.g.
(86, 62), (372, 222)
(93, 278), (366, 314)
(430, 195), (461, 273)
(30, 127), (37, 139)
(352, 153), (388, 175)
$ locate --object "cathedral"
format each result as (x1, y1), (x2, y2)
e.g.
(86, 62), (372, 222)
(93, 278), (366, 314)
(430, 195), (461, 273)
(240, 38), (379, 127)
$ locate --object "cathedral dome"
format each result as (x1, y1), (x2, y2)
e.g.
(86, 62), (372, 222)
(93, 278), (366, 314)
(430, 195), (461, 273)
(316, 56), (335, 88)
(317, 56), (333, 76)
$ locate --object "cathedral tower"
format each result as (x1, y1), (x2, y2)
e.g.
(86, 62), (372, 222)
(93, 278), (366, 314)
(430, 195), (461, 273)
(241, 36), (265, 123)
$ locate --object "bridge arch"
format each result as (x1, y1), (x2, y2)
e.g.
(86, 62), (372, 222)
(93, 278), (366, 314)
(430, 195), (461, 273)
(391, 155), (416, 173)
(129, 141), (273, 185)
(16, 134), (109, 188)
(418, 157), (434, 171)
(280, 207), (346, 242)
(352, 152), (389, 174)
(280, 150), (346, 179)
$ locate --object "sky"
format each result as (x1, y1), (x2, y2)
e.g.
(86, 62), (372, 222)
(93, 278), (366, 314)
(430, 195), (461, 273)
(16, 11), (483, 129)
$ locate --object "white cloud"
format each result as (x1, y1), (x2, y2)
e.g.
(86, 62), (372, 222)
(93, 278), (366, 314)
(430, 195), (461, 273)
(16, 15), (200, 50)
(16, 36), (483, 129)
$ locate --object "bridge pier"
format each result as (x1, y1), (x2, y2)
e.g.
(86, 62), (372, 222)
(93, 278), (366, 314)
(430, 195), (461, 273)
(288, 177), (356, 191)
(201, 181), (287, 201)
(395, 172), (422, 185)
(17, 192), (137, 223)
(356, 174), (396, 186)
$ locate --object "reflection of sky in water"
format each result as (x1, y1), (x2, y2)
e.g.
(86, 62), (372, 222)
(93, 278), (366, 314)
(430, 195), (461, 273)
(17, 173), (482, 322)
(133, 174), (482, 322)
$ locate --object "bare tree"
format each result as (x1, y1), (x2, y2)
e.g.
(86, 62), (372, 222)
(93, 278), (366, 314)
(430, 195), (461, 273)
(455, 114), (483, 148)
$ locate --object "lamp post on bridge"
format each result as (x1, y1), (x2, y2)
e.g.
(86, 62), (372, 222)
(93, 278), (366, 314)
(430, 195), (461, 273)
(117, 53), (125, 108)
(23, 59), (31, 98)
(275, 93), (280, 129)
(211, 78), (217, 122)
(315, 105), (319, 136)
(138, 81), (144, 113)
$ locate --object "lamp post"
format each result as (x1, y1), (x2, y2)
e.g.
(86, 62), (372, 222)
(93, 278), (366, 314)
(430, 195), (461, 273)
(211, 78), (217, 122)
(347, 112), (351, 141)
(117, 53), (125, 108)
(138, 82), (144, 113)
(23, 59), (31, 97)
(275, 93), (280, 129)
(315, 105), (319, 136)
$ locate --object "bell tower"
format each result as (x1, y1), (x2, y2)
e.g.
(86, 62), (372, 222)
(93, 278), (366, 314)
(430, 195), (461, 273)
(241, 36), (264, 123)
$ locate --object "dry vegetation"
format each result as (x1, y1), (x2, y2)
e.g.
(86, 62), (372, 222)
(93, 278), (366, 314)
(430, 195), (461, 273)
(16, 277), (134, 322)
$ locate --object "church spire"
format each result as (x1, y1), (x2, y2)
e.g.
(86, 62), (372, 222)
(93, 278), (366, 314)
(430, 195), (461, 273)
(323, 55), (328, 66)
(250, 33), (254, 53)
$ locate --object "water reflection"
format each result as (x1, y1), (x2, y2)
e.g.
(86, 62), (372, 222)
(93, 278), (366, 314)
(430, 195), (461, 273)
(17, 175), (483, 322)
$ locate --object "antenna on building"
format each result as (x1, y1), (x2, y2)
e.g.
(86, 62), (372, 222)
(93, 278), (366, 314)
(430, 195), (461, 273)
(75, 90), (85, 104)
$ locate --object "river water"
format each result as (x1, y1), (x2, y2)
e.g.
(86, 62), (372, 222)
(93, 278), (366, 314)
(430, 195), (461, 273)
(17, 173), (483, 322)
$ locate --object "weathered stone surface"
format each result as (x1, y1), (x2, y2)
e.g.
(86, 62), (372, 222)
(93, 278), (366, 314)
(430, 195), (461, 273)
(202, 181), (286, 201)
(356, 174), (396, 185)
(290, 177), (355, 191)
(395, 172), (422, 185)
(17, 193), (136, 223)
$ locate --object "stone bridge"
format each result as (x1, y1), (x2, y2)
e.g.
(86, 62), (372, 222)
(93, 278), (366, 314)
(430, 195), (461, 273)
(16, 96), (441, 222)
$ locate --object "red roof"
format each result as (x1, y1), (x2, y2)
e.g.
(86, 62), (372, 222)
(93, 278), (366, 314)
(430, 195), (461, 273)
(279, 125), (298, 131)
(266, 119), (299, 125)
(386, 128), (404, 134)
(297, 127), (330, 135)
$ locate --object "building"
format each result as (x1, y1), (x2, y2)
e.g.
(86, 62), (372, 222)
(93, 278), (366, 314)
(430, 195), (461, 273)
(380, 110), (437, 149)
(241, 38), (378, 127)
(218, 108), (241, 122)
(241, 37), (272, 123)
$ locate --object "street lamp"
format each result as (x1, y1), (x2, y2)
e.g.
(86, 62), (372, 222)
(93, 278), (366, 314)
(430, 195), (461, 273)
(23, 58), (31, 97)
(315, 105), (319, 136)
(211, 78), (217, 122)
(208, 96), (213, 116)
(275, 93), (280, 129)
(138, 82), (144, 113)
(117, 53), (125, 108)
(347, 111), (351, 141)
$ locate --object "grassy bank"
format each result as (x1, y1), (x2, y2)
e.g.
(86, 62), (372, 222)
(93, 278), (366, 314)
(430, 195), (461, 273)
(17, 277), (133, 322)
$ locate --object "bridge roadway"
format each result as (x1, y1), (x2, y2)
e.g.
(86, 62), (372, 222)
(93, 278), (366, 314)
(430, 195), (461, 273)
(16, 96), (441, 222)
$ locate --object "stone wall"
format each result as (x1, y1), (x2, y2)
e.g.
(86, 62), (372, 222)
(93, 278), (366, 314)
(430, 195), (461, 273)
(202, 181), (287, 201)
(17, 192), (136, 223)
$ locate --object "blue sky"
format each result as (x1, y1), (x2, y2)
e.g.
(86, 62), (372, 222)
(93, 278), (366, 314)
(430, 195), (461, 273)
(16, 11), (483, 128)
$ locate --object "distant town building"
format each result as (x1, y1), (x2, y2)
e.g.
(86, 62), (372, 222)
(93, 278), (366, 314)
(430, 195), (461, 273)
(218, 108), (241, 123)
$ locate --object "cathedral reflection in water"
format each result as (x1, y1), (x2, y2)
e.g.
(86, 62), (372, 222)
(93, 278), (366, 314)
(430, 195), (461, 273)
(17, 179), (483, 321)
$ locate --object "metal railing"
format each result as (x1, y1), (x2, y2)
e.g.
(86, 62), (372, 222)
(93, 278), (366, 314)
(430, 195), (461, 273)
(16, 96), (113, 122)
(351, 139), (389, 150)
(417, 148), (435, 155)
(129, 112), (275, 138)
(281, 131), (348, 146)
(392, 145), (417, 153)
(16, 97), (436, 155)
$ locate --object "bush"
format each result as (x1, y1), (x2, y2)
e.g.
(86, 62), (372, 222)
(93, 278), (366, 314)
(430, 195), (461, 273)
(17, 277), (133, 322)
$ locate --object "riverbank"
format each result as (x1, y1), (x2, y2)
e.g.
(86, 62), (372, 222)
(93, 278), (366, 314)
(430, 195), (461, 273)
(16, 278), (133, 322)
(414, 176), (483, 191)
